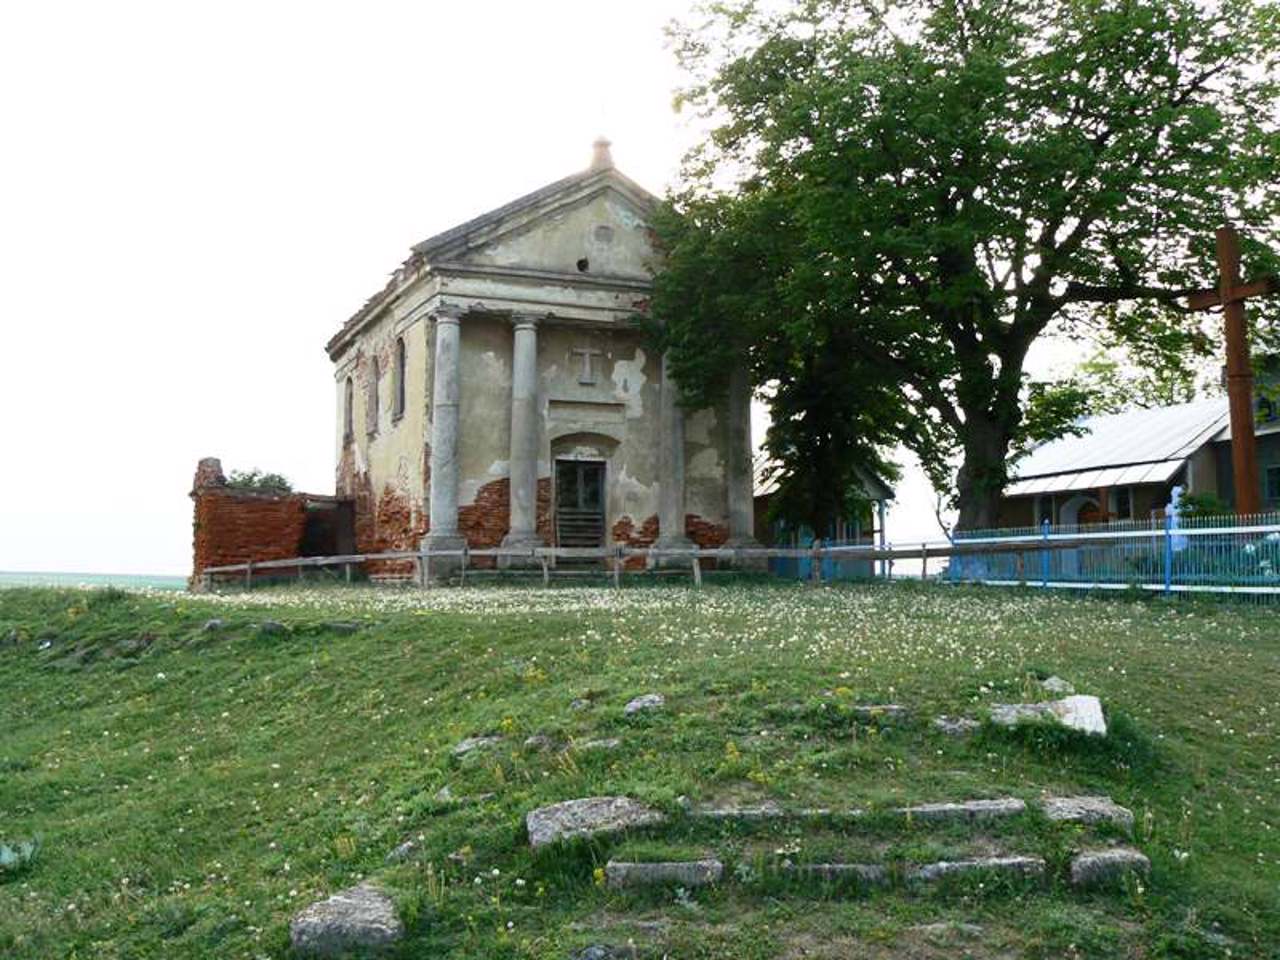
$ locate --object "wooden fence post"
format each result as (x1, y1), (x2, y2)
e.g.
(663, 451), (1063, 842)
(692, 555), (702, 588)
(245, 559), (253, 591)
(810, 541), (823, 584)
(613, 547), (622, 589)
(921, 543), (928, 581)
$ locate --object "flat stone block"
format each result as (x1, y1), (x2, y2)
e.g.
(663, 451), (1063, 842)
(785, 862), (889, 886)
(1070, 847), (1150, 888)
(289, 883), (403, 957)
(991, 695), (1107, 736)
(691, 799), (787, 821)
(527, 796), (667, 849)
(933, 715), (981, 737)
(909, 855), (1046, 883)
(624, 693), (665, 715)
(1042, 796), (1134, 834)
(605, 858), (723, 889)
(899, 798), (1026, 822)
(453, 735), (504, 757)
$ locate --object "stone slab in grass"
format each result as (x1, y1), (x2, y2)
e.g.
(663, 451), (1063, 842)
(289, 883), (403, 956)
(624, 693), (665, 715)
(690, 799), (787, 821)
(1042, 796), (1134, 834)
(991, 694), (1106, 736)
(452, 735), (504, 757)
(784, 862), (890, 887)
(899, 798), (1026, 821)
(933, 715), (981, 737)
(908, 855), (1046, 883)
(1070, 847), (1150, 888)
(605, 858), (723, 889)
(527, 797), (667, 849)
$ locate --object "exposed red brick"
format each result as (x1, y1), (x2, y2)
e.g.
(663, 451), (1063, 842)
(456, 477), (553, 568)
(190, 488), (308, 587)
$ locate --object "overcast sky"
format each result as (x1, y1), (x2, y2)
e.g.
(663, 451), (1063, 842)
(0, 1), (1062, 575)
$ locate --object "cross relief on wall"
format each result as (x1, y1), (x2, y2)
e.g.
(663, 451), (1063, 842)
(570, 347), (603, 385)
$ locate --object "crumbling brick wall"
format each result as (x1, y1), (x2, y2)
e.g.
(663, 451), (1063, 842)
(456, 477), (553, 568)
(190, 458), (308, 587)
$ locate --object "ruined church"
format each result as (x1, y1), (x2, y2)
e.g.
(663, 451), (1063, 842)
(324, 139), (757, 566)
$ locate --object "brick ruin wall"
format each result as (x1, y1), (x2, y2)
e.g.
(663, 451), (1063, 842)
(190, 459), (309, 587)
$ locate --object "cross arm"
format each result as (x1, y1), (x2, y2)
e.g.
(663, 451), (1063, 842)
(1185, 276), (1279, 311)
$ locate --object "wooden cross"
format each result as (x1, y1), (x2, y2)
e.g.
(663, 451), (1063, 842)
(1185, 226), (1278, 515)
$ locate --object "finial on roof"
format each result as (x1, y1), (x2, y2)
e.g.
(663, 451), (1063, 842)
(590, 135), (613, 171)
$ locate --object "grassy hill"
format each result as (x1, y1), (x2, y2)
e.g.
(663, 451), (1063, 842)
(1, 581), (1277, 958)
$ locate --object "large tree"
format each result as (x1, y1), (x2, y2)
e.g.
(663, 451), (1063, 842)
(654, 0), (1280, 531)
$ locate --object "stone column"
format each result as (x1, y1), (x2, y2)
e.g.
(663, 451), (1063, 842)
(654, 351), (693, 564)
(725, 365), (764, 565)
(424, 306), (466, 561)
(501, 313), (544, 564)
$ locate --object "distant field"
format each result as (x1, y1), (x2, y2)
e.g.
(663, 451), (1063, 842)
(0, 581), (1277, 959)
(0, 571), (186, 591)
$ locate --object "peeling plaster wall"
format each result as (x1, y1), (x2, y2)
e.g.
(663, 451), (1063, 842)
(333, 300), (433, 554)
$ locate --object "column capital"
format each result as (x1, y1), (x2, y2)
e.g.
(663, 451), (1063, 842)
(431, 303), (465, 323)
(509, 312), (546, 331)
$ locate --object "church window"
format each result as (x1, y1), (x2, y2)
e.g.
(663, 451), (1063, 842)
(393, 336), (407, 419)
(367, 358), (380, 435)
(343, 376), (354, 442)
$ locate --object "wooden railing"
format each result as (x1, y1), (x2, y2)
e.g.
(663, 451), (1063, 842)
(194, 532), (1132, 592)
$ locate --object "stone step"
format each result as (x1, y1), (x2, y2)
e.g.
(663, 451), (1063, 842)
(605, 858), (724, 889)
(1069, 847), (1150, 888)
(907, 855), (1047, 884)
(527, 794), (1134, 847)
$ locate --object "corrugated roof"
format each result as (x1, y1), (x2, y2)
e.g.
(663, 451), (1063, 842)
(1007, 398), (1228, 496)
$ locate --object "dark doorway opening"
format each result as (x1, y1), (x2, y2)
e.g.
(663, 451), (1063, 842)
(555, 459), (606, 550)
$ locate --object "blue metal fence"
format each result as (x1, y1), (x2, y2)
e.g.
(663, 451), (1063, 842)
(946, 512), (1280, 597)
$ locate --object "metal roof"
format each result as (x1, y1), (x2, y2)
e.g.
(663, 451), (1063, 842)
(1006, 398), (1228, 497)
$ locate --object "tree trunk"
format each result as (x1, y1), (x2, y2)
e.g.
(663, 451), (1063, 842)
(953, 417), (1012, 532)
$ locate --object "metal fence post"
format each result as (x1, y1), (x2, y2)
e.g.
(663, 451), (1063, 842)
(1164, 513), (1174, 597)
(1040, 520), (1050, 589)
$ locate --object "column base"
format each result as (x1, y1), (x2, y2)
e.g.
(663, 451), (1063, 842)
(499, 532), (546, 569)
(420, 533), (468, 584)
(650, 534), (696, 569)
(721, 536), (769, 571)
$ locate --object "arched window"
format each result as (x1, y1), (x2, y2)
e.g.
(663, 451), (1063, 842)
(367, 357), (380, 435)
(343, 376), (354, 442)
(393, 336), (407, 419)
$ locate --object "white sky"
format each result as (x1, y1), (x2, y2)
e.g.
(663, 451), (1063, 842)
(0, 1), (1063, 575)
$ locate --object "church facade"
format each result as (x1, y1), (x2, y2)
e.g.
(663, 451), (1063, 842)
(323, 140), (757, 568)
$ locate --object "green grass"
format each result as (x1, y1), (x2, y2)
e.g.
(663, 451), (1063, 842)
(0, 581), (1277, 958)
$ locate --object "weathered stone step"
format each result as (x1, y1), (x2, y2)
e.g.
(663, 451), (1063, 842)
(526, 794), (1134, 847)
(907, 855), (1047, 883)
(605, 858), (723, 889)
(527, 796), (667, 849)
(1070, 847), (1150, 888)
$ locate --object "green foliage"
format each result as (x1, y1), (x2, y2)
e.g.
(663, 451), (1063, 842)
(1176, 492), (1233, 517)
(225, 468), (293, 493)
(657, 0), (1280, 529)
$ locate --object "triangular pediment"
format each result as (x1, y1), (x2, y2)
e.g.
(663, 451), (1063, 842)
(414, 169), (659, 281)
